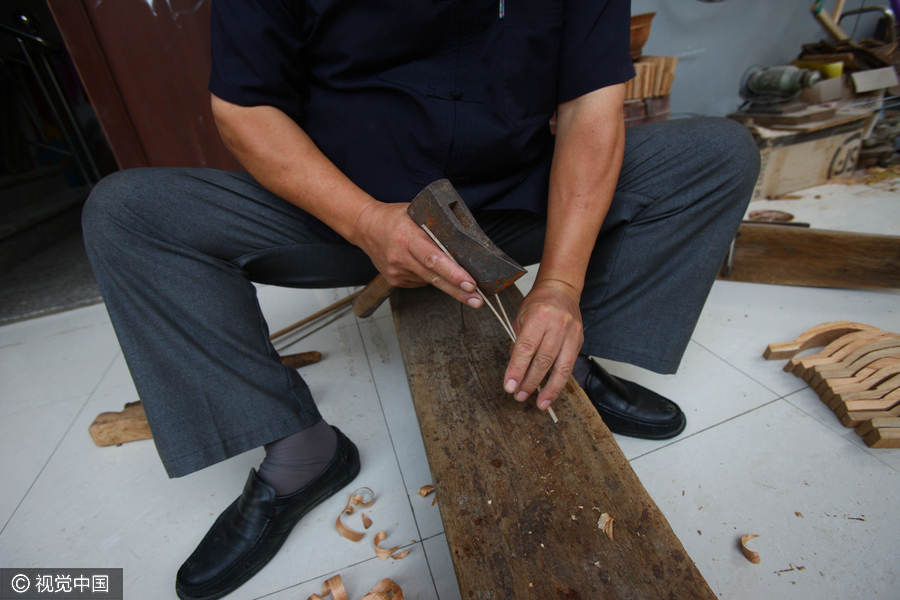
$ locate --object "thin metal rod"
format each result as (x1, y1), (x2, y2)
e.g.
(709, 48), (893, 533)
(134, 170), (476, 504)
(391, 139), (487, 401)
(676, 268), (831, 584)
(269, 289), (362, 341)
(275, 306), (354, 353)
(421, 224), (558, 422)
(17, 38), (93, 186)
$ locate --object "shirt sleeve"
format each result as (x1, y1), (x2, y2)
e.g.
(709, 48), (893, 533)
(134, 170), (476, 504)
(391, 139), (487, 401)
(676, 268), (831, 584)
(208, 0), (308, 117)
(557, 0), (635, 103)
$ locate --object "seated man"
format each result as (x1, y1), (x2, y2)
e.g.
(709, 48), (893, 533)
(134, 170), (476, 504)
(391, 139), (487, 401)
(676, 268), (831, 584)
(82, 0), (760, 598)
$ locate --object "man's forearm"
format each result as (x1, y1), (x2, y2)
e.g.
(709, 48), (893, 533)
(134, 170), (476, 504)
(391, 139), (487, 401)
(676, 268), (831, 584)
(211, 94), (376, 245)
(538, 84), (626, 297)
(209, 94), (482, 304)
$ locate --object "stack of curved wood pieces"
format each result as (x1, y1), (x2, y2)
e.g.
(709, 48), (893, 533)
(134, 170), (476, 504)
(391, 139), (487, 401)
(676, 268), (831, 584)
(764, 322), (900, 448)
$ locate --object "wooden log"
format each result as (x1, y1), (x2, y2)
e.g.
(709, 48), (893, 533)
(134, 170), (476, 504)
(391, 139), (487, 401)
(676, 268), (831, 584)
(89, 401), (152, 447)
(391, 285), (716, 600)
(718, 224), (900, 290)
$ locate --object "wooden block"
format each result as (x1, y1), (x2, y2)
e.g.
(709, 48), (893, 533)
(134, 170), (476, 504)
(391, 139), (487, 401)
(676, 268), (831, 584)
(829, 372), (900, 406)
(391, 285), (717, 600)
(633, 63), (645, 98)
(718, 224), (900, 290)
(834, 389), (900, 417)
(643, 61), (656, 97)
(856, 417), (900, 437)
(765, 321), (880, 360)
(89, 401), (152, 447)
(864, 427), (900, 448)
(662, 57), (678, 95)
(808, 339), (900, 387)
(624, 77), (634, 100)
(792, 331), (894, 379)
(816, 356), (900, 401)
(851, 67), (899, 93)
(841, 404), (900, 428)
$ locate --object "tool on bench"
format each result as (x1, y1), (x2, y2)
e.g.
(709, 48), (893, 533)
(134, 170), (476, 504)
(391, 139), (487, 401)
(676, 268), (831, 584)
(352, 179), (526, 318)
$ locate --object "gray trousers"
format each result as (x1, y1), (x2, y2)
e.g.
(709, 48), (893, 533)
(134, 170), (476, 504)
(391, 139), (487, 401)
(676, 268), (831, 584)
(82, 117), (759, 477)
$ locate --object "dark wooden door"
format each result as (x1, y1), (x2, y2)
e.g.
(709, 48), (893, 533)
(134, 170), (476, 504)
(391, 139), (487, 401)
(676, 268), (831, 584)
(47, 0), (241, 171)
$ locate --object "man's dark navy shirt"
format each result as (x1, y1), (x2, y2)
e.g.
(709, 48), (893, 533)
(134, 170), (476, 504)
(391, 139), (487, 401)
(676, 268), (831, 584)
(209, 0), (634, 217)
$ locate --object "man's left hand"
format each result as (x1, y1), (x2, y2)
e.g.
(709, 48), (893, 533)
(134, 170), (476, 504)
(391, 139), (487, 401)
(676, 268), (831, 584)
(503, 280), (584, 410)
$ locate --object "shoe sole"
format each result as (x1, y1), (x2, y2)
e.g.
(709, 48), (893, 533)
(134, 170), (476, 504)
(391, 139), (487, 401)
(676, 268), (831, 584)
(600, 411), (687, 440)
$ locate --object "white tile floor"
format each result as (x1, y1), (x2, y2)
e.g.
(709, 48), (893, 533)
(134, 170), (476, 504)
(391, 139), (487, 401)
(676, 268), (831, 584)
(2, 181), (899, 600)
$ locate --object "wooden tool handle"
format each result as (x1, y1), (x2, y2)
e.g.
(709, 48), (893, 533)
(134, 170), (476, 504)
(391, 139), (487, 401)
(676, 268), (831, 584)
(352, 274), (396, 318)
(280, 351), (322, 369)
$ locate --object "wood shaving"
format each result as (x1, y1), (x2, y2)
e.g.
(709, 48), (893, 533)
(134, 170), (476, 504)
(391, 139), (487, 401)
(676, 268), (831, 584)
(418, 485), (437, 506)
(597, 513), (614, 541)
(741, 534), (761, 564)
(373, 530), (409, 561)
(335, 488), (376, 542)
(362, 513), (372, 530)
(308, 574), (404, 600)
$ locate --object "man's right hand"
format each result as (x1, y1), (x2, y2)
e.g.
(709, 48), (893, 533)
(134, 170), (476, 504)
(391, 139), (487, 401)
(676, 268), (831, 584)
(354, 201), (483, 308)
(211, 94), (482, 309)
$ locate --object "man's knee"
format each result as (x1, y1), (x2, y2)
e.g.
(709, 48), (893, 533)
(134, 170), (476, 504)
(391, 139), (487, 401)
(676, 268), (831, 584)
(696, 117), (760, 187)
(82, 168), (170, 253)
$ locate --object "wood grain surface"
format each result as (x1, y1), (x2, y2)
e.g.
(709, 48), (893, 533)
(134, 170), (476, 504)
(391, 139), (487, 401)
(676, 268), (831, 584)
(391, 285), (716, 600)
(719, 223), (900, 289)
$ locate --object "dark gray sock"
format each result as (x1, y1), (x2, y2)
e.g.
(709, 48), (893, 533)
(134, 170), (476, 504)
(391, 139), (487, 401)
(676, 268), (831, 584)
(573, 354), (593, 389)
(257, 419), (338, 497)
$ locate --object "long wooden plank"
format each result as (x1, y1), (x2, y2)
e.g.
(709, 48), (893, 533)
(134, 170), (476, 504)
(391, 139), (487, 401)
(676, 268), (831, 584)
(718, 223), (900, 289)
(392, 285), (716, 600)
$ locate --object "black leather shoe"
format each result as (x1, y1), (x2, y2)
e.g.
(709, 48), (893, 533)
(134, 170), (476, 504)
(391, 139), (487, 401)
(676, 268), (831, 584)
(583, 361), (686, 440)
(175, 427), (360, 600)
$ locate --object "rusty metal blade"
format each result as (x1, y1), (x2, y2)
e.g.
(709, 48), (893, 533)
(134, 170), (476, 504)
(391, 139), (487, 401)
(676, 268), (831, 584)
(407, 179), (526, 296)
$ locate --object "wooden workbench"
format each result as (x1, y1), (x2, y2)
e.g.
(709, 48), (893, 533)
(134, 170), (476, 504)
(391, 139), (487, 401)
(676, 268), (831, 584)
(392, 285), (716, 599)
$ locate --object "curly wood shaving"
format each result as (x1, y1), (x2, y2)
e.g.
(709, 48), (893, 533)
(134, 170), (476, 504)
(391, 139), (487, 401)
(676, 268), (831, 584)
(362, 578), (404, 599)
(308, 574), (403, 600)
(362, 512), (372, 530)
(418, 485), (437, 505)
(741, 534), (761, 564)
(597, 513), (614, 541)
(373, 530), (409, 561)
(335, 488), (376, 542)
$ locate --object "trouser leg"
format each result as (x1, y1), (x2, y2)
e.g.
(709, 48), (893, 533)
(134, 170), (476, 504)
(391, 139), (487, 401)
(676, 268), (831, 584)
(478, 117), (759, 375)
(577, 117), (758, 373)
(82, 168), (378, 477)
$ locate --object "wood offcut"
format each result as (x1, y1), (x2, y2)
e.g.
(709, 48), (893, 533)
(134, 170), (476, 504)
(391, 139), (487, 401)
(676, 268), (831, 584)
(719, 223), (900, 290)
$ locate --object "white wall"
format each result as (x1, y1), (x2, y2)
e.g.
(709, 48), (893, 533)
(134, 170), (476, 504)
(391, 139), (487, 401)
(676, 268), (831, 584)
(632, 0), (883, 116)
